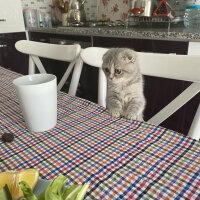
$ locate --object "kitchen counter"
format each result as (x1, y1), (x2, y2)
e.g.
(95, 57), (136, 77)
(27, 26), (200, 42)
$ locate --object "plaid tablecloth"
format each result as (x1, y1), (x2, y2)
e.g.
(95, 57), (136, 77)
(0, 66), (200, 200)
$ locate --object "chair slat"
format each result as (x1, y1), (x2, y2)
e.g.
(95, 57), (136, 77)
(138, 52), (200, 83)
(31, 55), (47, 74)
(15, 40), (80, 62)
(148, 83), (200, 125)
(68, 56), (83, 96)
(188, 104), (200, 140)
(15, 40), (82, 92)
(57, 61), (75, 92)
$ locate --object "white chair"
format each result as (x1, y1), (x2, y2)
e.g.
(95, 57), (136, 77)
(15, 40), (82, 93)
(72, 47), (200, 140)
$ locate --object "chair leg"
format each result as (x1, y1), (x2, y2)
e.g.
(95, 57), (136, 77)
(188, 104), (200, 140)
(68, 56), (83, 96)
(98, 68), (107, 107)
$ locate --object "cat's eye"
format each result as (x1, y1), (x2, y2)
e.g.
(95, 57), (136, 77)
(115, 69), (121, 74)
(104, 68), (109, 73)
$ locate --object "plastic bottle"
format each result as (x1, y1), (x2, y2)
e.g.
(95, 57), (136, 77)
(45, 13), (52, 27)
(184, 0), (200, 28)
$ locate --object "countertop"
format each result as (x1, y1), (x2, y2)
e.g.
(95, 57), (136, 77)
(27, 26), (200, 42)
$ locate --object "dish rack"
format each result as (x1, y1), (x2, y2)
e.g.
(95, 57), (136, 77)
(126, 16), (183, 28)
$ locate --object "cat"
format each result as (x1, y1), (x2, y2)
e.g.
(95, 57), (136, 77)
(102, 48), (146, 121)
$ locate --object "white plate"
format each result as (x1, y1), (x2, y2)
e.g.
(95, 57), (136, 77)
(33, 178), (50, 196)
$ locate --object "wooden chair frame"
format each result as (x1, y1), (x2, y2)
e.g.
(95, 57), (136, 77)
(15, 40), (81, 93)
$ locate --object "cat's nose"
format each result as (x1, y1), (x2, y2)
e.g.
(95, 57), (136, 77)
(109, 75), (114, 80)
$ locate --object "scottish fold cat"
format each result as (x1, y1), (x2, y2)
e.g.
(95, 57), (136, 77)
(102, 48), (145, 121)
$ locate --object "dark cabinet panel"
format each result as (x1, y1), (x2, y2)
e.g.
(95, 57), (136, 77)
(93, 36), (199, 136)
(0, 32), (28, 75)
(93, 37), (189, 54)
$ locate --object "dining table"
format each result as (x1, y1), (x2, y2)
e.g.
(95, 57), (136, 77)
(0, 66), (200, 200)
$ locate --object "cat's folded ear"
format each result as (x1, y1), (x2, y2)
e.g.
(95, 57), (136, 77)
(120, 49), (137, 64)
(102, 49), (111, 61)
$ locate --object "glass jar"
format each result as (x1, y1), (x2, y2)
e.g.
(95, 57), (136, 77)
(50, 5), (61, 27)
(37, 11), (45, 27)
(23, 8), (37, 27)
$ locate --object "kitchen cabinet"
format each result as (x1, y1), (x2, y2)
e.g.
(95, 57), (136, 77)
(0, 0), (25, 34)
(0, 32), (28, 74)
(93, 37), (189, 54)
(0, 0), (27, 74)
(188, 42), (200, 55)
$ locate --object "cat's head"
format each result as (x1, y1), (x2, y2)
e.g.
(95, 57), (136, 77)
(102, 48), (139, 83)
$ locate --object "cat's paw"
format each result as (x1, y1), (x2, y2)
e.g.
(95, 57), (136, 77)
(109, 108), (121, 118)
(124, 112), (138, 121)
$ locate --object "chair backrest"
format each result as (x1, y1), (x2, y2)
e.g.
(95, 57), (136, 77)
(15, 40), (81, 93)
(78, 47), (200, 140)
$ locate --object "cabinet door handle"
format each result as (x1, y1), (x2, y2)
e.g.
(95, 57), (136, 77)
(0, 19), (6, 22)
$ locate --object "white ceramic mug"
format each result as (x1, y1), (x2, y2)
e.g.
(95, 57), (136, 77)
(13, 74), (57, 132)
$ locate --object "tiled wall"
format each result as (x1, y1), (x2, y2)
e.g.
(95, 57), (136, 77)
(20, 0), (98, 21)
(98, 0), (129, 22)
(98, 0), (187, 21)
(21, 0), (52, 13)
(21, 0), (187, 22)
(84, 1), (98, 21)
(167, 0), (187, 17)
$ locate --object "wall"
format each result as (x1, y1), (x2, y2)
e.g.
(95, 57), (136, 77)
(21, 0), (52, 13)
(21, 0), (187, 22)
(21, 0), (98, 21)
(97, 0), (129, 21)
(97, 0), (187, 22)
(167, 0), (187, 17)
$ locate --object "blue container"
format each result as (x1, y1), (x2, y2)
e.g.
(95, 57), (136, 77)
(45, 13), (52, 28)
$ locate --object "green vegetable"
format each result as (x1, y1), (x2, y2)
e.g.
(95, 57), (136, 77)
(19, 181), (38, 200)
(45, 175), (67, 200)
(37, 190), (45, 200)
(0, 184), (12, 200)
(17, 197), (27, 200)
(75, 183), (89, 200)
(62, 184), (82, 200)
(18, 175), (89, 200)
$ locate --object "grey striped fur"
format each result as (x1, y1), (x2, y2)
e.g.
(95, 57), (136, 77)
(102, 48), (146, 121)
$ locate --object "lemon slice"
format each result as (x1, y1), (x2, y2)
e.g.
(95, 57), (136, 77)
(0, 170), (15, 193)
(0, 169), (39, 199)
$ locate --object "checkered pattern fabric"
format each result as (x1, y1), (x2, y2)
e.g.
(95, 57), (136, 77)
(0, 66), (200, 200)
